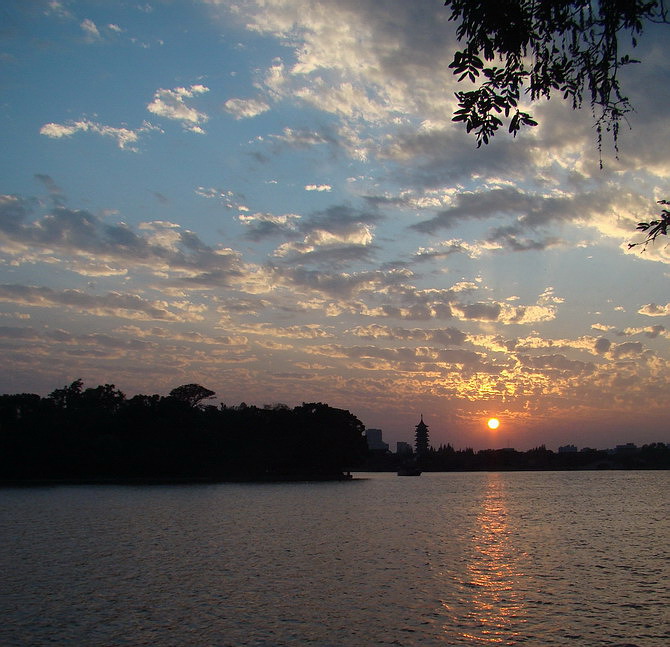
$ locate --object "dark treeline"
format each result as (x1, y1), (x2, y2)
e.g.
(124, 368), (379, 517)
(0, 380), (368, 482)
(365, 443), (670, 472)
(3, 380), (668, 483)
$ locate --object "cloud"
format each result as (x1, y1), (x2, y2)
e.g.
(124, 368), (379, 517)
(592, 323), (616, 332)
(0, 195), (244, 286)
(520, 354), (596, 375)
(623, 325), (666, 338)
(114, 325), (248, 347)
(412, 240), (483, 263)
(375, 126), (538, 187)
(410, 187), (598, 236)
(452, 302), (501, 322)
(151, 191), (169, 205)
(0, 325), (39, 340)
(486, 230), (563, 252)
(304, 343), (484, 374)
(269, 204), (382, 265)
(352, 282), (559, 325)
(40, 119), (160, 151)
(611, 341), (645, 359)
(207, 0), (670, 245)
(449, 300), (558, 325)
(80, 18), (101, 42)
(0, 284), (202, 322)
(225, 0), (459, 124)
(638, 303), (670, 317)
(349, 324), (467, 346)
(34, 174), (65, 206)
(270, 126), (337, 149)
(207, 0), (670, 194)
(275, 242), (376, 268)
(223, 97), (271, 119)
(238, 212), (301, 241)
(46, 1), (74, 20)
(195, 186), (249, 211)
(271, 266), (405, 300)
(305, 184), (332, 192)
(256, 263), (559, 326)
(0, 325), (155, 352)
(147, 85), (210, 132)
(234, 322), (334, 339)
(208, 0), (556, 178)
(276, 224), (374, 253)
(594, 337), (612, 354)
(300, 204), (382, 233)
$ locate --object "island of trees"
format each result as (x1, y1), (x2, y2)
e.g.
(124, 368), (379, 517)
(1, 380), (668, 484)
(0, 380), (368, 483)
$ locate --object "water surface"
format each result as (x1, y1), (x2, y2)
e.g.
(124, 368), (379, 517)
(1, 471), (668, 646)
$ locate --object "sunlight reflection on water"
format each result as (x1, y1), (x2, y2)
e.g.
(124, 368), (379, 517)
(451, 473), (528, 645)
(1, 471), (668, 646)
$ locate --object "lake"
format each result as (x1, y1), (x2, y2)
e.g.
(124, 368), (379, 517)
(1, 471), (668, 646)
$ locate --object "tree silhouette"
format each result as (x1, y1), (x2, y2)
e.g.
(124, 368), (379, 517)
(48, 379), (84, 409)
(444, 1), (669, 247)
(629, 200), (670, 250)
(445, 0), (668, 150)
(168, 384), (215, 408)
(0, 380), (370, 481)
(81, 384), (126, 413)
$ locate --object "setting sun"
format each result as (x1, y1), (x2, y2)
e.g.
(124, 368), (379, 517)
(487, 418), (500, 430)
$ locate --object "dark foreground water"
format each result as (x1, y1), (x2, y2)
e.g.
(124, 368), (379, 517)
(1, 471), (668, 646)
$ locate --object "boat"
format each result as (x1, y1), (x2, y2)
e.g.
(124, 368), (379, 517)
(397, 467), (421, 476)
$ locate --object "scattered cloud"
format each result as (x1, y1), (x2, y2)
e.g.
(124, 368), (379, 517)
(238, 212), (301, 241)
(270, 127), (337, 148)
(0, 284), (201, 322)
(223, 97), (271, 119)
(594, 337), (612, 354)
(46, 1), (74, 20)
(0, 196), (243, 285)
(623, 324), (666, 338)
(40, 119), (161, 151)
(413, 240), (482, 262)
(638, 303), (670, 317)
(410, 187), (599, 236)
(147, 85), (210, 132)
(80, 18), (101, 42)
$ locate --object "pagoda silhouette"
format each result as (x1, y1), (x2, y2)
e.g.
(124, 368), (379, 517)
(414, 414), (429, 457)
(399, 415), (428, 476)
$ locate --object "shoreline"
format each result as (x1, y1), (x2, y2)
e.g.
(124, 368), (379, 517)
(2, 466), (667, 487)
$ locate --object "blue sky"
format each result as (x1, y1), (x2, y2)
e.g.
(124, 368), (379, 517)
(2, 0), (669, 450)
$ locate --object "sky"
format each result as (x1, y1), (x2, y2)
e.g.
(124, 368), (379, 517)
(1, 0), (670, 451)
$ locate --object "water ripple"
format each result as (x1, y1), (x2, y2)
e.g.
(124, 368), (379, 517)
(1, 471), (668, 646)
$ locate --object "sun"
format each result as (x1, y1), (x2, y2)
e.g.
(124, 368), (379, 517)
(487, 417), (500, 430)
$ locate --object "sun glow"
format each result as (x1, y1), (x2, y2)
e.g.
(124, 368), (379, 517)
(487, 417), (500, 430)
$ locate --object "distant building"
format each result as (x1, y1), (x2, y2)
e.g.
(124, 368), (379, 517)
(615, 442), (637, 453)
(558, 444), (578, 453)
(414, 415), (429, 456)
(396, 441), (413, 455)
(365, 428), (389, 452)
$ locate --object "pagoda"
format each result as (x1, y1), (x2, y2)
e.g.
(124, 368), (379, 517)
(414, 414), (429, 457)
